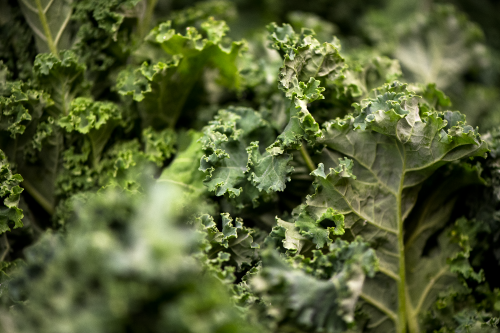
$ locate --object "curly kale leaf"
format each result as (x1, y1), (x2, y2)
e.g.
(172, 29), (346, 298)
(0, 74), (51, 139)
(58, 97), (122, 163)
(199, 106), (293, 208)
(279, 82), (487, 332)
(142, 126), (176, 166)
(252, 238), (377, 333)
(117, 18), (244, 129)
(267, 23), (344, 149)
(33, 50), (88, 117)
(198, 213), (260, 280)
(0, 150), (23, 234)
(72, 0), (142, 73)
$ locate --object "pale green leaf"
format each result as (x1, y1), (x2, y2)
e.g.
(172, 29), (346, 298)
(18, 0), (72, 55)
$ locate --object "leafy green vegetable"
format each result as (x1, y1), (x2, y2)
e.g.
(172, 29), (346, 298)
(18, 0), (73, 55)
(0, 1), (499, 332)
(117, 18), (244, 129)
(0, 150), (23, 235)
(0, 181), (261, 333)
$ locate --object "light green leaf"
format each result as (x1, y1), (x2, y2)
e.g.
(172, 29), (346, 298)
(0, 77), (51, 139)
(246, 141), (293, 193)
(117, 18), (244, 129)
(18, 0), (73, 55)
(364, 4), (485, 90)
(57, 97), (122, 164)
(33, 50), (88, 117)
(158, 130), (206, 199)
(200, 213), (260, 272)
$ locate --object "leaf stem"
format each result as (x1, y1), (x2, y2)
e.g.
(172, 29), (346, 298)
(300, 142), (315, 173)
(34, 0), (59, 57)
(139, 0), (158, 39)
(0, 233), (10, 262)
(22, 180), (55, 215)
(397, 150), (408, 333)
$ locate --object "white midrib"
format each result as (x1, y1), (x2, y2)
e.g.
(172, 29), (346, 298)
(396, 144), (408, 333)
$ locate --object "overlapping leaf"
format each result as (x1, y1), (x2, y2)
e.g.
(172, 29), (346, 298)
(33, 50), (88, 117)
(158, 130), (206, 200)
(18, 0), (73, 55)
(117, 18), (244, 129)
(0, 181), (260, 333)
(267, 23), (344, 150)
(251, 238), (377, 333)
(0, 150), (23, 234)
(280, 82), (487, 331)
(198, 213), (260, 277)
(199, 106), (293, 208)
(72, 0), (141, 72)
(0, 73), (51, 139)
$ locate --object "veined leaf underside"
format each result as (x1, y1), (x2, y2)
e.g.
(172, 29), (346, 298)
(313, 91), (485, 332)
(18, 0), (73, 55)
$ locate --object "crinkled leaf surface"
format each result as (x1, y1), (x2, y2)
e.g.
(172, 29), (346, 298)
(267, 23), (345, 150)
(252, 238), (377, 333)
(72, 0), (141, 72)
(117, 18), (244, 129)
(0, 150), (24, 234)
(58, 97), (122, 163)
(33, 50), (88, 117)
(199, 106), (292, 208)
(199, 213), (259, 274)
(287, 82), (487, 332)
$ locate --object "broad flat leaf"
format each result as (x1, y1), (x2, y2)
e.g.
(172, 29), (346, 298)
(0, 3), (38, 81)
(117, 18), (244, 129)
(364, 4), (484, 90)
(291, 82), (486, 332)
(404, 218), (484, 333)
(18, 0), (73, 54)
(18, 126), (62, 214)
(158, 130), (205, 199)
